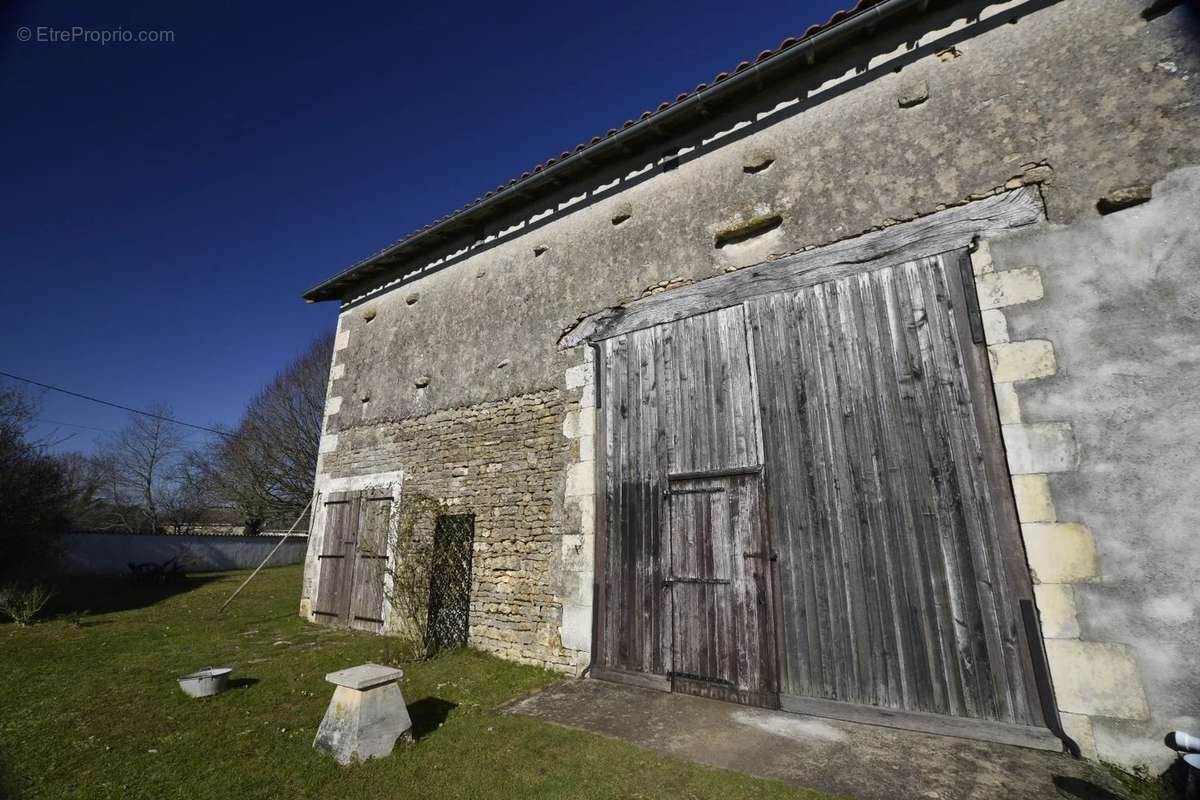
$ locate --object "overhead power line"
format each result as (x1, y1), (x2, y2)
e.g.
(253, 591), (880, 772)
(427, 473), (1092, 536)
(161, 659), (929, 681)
(0, 369), (232, 438)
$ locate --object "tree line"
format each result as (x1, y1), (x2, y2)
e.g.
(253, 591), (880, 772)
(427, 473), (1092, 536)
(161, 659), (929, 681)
(0, 332), (332, 561)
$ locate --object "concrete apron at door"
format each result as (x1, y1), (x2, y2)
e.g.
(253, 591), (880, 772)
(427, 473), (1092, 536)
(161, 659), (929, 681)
(507, 679), (1119, 800)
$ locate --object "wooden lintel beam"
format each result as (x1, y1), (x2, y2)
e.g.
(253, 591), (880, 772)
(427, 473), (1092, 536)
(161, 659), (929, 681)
(559, 187), (1044, 348)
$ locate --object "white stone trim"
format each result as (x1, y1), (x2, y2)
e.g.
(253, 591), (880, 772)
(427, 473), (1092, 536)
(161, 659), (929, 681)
(973, 250), (1151, 754)
(558, 346), (597, 671)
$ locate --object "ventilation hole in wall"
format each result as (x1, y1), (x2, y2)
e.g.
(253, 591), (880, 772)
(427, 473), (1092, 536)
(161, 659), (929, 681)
(611, 211), (632, 226)
(414, 375), (430, 388)
(1096, 185), (1152, 215)
(496, 359), (510, 370)
(936, 46), (962, 62)
(533, 245), (549, 258)
(1008, 15), (1019, 23)
(1142, 0), (1182, 20)
(362, 307), (377, 322)
(714, 214), (783, 249)
(743, 158), (775, 175)
(405, 292), (420, 305)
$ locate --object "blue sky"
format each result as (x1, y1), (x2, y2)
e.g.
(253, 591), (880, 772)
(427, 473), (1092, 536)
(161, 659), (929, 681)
(0, 0), (847, 453)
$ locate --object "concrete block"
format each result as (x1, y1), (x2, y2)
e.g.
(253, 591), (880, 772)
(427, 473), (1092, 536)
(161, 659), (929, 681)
(334, 330), (350, 351)
(560, 602), (593, 652)
(988, 340), (1056, 383)
(1034, 584), (1081, 638)
(981, 309), (1009, 344)
(1058, 712), (1099, 761)
(314, 665), (413, 764)
(1023, 523), (1097, 583)
(975, 268), (1044, 310)
(971, 239), (994, 275)
(1044, 640), (1150, 720)
(325, 395), (343, 416)
(1001, 423), (1077, 474)
(993, 382), (1022, 425)
(566, 462), (594, 497)
(331, 363), (345, 380)
(319, 433), (339, 454)
(1012, 473), (1055, 522)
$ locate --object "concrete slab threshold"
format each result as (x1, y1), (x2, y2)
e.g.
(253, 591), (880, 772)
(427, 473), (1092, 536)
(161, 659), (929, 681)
(505, 679), (1126, 800)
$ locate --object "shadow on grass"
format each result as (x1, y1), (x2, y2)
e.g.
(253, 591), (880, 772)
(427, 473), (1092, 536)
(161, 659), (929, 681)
(408, 697), (457, 741)
(0, 755), (17, 800)
(228, 677), (261, 690)
(1053, 776), (1125, 800)
(42, 573), (222, 619)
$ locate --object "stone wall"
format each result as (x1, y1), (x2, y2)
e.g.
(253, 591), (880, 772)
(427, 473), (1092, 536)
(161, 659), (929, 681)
(308, 385), (586, 671)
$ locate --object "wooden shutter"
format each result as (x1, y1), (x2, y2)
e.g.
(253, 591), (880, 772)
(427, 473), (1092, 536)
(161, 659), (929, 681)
(348, 491), (392, 633)
(312, 492), (359, 624)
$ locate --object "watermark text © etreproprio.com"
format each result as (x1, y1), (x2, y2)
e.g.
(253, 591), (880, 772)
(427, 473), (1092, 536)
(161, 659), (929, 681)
(16, 26), (175, 45)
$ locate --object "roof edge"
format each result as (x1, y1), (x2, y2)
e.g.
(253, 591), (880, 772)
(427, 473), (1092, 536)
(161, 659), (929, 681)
(302, 0), (932, 304)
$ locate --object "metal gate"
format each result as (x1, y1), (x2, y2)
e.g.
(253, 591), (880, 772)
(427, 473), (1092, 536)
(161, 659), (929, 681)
(425, 513), (475, 654)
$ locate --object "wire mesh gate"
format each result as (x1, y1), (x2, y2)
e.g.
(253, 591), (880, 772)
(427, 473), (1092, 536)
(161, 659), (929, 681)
(425, 513), (475, 655)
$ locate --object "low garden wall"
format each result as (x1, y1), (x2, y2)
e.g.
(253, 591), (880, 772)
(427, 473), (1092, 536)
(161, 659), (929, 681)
(57, 532), (308, 575)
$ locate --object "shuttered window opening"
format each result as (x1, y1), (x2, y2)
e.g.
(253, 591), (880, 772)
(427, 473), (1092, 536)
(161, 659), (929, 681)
(312, 489), (393, 633)
(593, 249), (1057, 749)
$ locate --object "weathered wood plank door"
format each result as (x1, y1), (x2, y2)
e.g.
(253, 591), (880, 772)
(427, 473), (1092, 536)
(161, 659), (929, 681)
(348, 491), (392, 632)
(313, 489), (393, 631)
(747, 251), (1044, 729)
(597, 305), (778, 704)
(668, 471), (776, 706)
(313, 492), (359, 625)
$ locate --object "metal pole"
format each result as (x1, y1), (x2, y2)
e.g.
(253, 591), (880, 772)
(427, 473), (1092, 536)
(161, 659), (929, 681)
(218, 497), (314, 614)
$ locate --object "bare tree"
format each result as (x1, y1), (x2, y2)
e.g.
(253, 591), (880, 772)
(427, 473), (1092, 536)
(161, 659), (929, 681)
(194, 332), (332, 532)
(0, 386), (68, 585)
(96, 406), (188, 533)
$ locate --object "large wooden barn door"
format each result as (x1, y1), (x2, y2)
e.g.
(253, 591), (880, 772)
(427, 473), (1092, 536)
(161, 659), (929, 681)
(313, 489), (393, 632)
(746, 251), (1045, 731)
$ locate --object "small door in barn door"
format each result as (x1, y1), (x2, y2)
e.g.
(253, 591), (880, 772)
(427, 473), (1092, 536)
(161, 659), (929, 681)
(668, 471), (777, 707)
(312, 489), (393, 631)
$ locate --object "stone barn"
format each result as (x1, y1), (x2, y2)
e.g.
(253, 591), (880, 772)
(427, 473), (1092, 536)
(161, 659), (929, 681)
(298, 0), (1200, 772)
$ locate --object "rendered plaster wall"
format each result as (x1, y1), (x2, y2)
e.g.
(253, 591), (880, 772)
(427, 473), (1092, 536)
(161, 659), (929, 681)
(330, 0), (1199, 425)
(986, 167), (1200, 771)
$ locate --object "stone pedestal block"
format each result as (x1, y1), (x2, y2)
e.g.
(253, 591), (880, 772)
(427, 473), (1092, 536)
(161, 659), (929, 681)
(313, 664), (412, 764)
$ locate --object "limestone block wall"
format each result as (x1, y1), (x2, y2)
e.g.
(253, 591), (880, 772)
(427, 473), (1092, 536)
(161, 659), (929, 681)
(302, 320), (582, 670)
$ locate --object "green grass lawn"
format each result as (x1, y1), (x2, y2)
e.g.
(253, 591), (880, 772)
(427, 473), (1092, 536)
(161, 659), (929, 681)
(0, 564), (830, 800)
